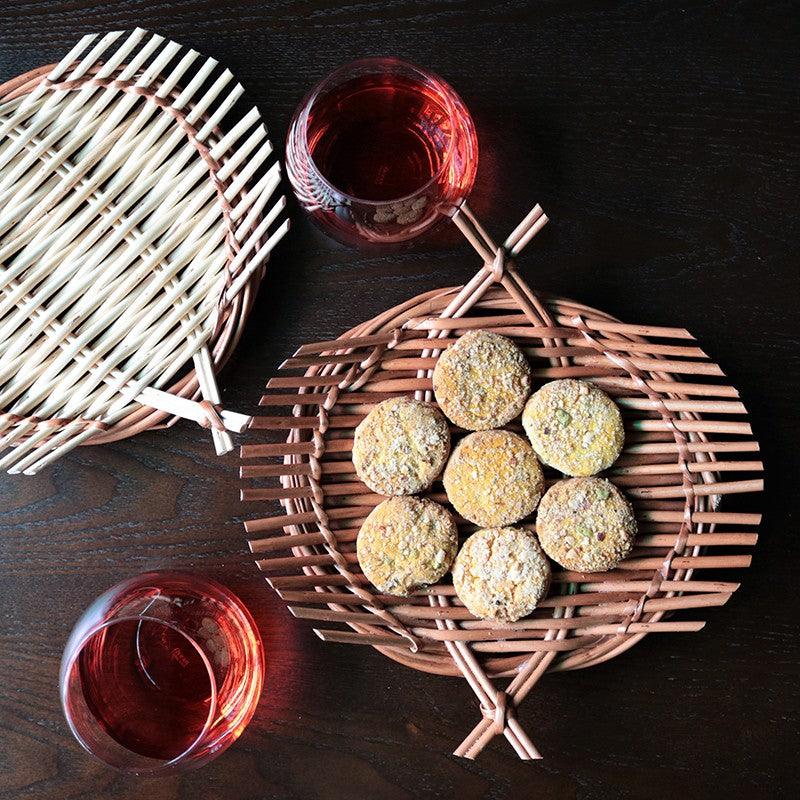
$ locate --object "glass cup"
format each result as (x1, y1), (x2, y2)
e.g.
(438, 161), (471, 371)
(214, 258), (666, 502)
(60, 571), (264, 774)
(285, 57), (478, 246)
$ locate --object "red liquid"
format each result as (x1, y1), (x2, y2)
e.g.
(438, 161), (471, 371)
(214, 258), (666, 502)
(66, 574), (263, 768)
(307, 76), (448, 202)
(286, 59), (478, 245)
(78, 619), (213, 761)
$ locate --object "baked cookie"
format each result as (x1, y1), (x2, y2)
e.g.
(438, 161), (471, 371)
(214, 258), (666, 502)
(453, 527), (551, 621)
(352, 397), (450, 495)
(443, 430), (544, 527)
(536, 477), (636, 572)
(356, 497), (458, 596)
(522, 379), (624, 476)
(433, 329), (531, 430)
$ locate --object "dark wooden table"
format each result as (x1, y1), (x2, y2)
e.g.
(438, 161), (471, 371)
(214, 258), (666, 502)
(1, 2), (797, 798)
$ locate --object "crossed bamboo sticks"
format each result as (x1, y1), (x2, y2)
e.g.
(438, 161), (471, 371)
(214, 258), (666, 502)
(413, 202), (568, 758)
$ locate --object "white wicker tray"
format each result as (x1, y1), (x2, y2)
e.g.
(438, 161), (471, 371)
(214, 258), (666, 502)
(0, 29), (288, 474)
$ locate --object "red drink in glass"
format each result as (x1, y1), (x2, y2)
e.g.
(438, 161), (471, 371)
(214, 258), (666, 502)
(286, 58), (478, 245)
(60, 572), (263, 773)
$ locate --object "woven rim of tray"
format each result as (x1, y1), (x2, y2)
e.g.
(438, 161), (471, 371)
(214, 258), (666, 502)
(240, 206), (762, 756)
(0, 30), (288, 473)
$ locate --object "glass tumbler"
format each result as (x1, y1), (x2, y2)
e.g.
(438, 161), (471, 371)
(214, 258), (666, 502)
(285, 57), (478, 245)
(60, 571), (264, 774)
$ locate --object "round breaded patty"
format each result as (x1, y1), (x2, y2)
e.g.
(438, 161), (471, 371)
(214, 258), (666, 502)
(356, 497), (458, 596)
(352, 397), (450, 496)
(536, 477), (636, 572)
(453, 527), (551, 621)
(522, 379), (624, 476)
(443, 430), (544, 527)
(432, 329), (531, 430)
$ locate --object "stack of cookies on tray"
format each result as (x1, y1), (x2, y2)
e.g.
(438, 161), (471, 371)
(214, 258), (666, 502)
(353, 330), (636, 622)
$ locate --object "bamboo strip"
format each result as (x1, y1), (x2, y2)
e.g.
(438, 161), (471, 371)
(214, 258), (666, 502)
(247, 527), (756, 554)
(631, 419), (751, 434)
(636, 533), (757, 546)
(576, 593), (732, 615)
(243, 504), (376, 534)
(613, 461), (763, 475)
(314, 629), (421, 650)
(288, 591), (729, 630)
(617, 398), (746, 414)
(590, 375), (739, 398)
(254, 549), (750, 573)
(624, 440), (759, 455)
(239, 436), (758, 461)
(582, 580), (739, 592)
(454, 639), (586, 653)
(627, 478), (763, 499)
(411, 315), (694, 340)
(241, 462), (313, 478)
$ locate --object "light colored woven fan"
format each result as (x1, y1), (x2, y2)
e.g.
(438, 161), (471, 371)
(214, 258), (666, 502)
(0, 29), (288, 474)
(242, 207), (762, 760)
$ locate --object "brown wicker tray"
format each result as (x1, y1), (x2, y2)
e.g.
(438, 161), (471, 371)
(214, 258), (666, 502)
(240, 204), (762, 759)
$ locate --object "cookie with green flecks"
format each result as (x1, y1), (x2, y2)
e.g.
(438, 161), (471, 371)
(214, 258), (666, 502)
(535, 477), (636, 572)
(357, 497), (458, 596)
(522, 379), (624, 476)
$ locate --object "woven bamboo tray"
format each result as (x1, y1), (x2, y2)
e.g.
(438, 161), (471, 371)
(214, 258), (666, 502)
(0, 29), (288, 474)
(240, 204), (762, 759)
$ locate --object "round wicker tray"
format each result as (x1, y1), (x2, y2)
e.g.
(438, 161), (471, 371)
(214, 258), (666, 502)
(0, 29), (288, 474)
(240, 205), (762, 759)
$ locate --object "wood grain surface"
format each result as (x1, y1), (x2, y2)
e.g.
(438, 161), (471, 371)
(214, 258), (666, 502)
(0, 2), (798, 798)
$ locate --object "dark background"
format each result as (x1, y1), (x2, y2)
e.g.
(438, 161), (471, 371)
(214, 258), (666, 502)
(0, 1), (797, 798)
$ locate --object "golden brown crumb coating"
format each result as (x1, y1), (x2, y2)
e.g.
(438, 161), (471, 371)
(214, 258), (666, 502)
(443, 430), (544, 527)
(433, 330), (531, 430)
(357, 497), (458, 596)
(536, 477), (636, 572)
